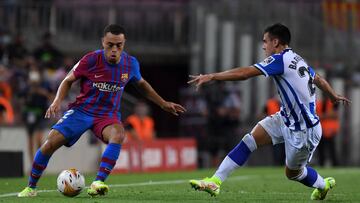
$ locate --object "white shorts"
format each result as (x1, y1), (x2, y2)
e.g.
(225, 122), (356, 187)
(258, 112), (322, 169)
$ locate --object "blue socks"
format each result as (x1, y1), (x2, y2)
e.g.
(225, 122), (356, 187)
(228, 141), (252, 166)
(214, 134), (257, 181)
(28, 149), (51, 188)
(299, 166), (317, 186)
(294, 166), (325, 189)
(95, 143), (121, 182)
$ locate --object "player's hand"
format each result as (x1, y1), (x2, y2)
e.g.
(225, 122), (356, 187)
(187, 74), (214, 91)
(45, 101), (61, 118)
(161, 102), (186, 116)
(331, 95), (351, 106)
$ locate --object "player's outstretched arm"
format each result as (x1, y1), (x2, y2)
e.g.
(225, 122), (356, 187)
(134, 79), (186, 116)
(188, 66), (262, 91)
(313, 73), (351, 105)
(45, 71), (77, 118)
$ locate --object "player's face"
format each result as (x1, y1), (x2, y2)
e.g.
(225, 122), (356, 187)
(102, 32), (126, 64)
(262, 32), (278, 57)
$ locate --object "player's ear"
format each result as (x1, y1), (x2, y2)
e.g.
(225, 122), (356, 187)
(101, 37), (105, 47)
(273, 38), (280, 48)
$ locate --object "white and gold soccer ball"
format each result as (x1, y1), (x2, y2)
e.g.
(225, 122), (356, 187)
(57, 168), (85, 197)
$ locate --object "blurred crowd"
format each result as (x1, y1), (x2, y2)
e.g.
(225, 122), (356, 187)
(0, 31), (76, 125)
(180, 82), (243, 168)
(0, 31), (78, 161)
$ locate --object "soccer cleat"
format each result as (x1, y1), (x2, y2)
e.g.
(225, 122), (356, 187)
(87, 180), (109, 197)
(311, 177), (336, 200)
(189, 176), (222, 197)
(17, 187), (37, 197)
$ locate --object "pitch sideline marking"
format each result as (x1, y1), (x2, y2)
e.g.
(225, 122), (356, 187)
(1, 170), (353, 198)
(0, 175), (251, 198)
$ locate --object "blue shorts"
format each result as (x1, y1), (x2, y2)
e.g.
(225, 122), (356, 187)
(52, 109), (121, 147)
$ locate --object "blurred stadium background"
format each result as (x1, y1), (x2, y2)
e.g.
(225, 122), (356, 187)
(0, 0), (360, 179)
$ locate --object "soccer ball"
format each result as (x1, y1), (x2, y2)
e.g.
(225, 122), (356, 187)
(57, 168), (85, 197)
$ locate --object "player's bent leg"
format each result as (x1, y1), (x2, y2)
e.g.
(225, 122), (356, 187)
(285, 166), (335, 200)
(18, 130), (67, 197)
(213, 124), (271, 182)
(41, 129), (68, 155)
(88, 123), (125, 197)
(190, 124), (272, 196)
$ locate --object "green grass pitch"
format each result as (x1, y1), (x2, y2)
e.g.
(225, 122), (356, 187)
(0, 167), (359, 202)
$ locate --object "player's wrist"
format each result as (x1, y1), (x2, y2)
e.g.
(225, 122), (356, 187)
(208, 73), (215, 81)
(159, 100), (168, 109)
(53, 98), (61, 103)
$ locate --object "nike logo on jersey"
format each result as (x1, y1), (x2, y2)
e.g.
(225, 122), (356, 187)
(94, 74), (104, 78)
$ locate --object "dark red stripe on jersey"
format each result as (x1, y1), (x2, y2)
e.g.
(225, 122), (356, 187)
(95, 52), (102, 69)
(111, 62), (122, 118)
(112, 54), (126, 117)
(105, 61), (120, 117)
(113, 55), (131, 119)
(87, 51), (99, 72)
(94, 91), (111, 116)
(126, 55), (131, 78)
(83, 53), (105, 112)
(116, 54), (131, 113)
(82, 88), (100, 113)
(101, 157), (116, 166)
(115, 92), (123, 121)
(92, 54), (110, 115)
(32, 163), (46, 171)
(102, 61), (119, 116)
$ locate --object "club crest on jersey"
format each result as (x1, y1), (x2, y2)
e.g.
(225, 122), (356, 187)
(260, 56), (275, 66)
(121, 73), (129, 82)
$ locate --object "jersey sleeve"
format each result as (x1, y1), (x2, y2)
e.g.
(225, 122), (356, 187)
(253, 54), (284, 77)
(72, 52), (96, 79)
(129, 57), (142, 83)
(308, 66), (316, 78)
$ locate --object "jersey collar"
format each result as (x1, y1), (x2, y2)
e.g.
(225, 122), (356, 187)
(281, 47), (292, 54)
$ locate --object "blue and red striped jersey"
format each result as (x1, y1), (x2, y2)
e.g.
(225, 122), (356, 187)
(68, 50), (142, 120)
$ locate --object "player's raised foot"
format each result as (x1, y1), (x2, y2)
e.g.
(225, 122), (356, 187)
(189, 176), (222, 197)
(87, 180), (109, 197)
(17, 187), (37, 197)
(311, 177), (336, 200)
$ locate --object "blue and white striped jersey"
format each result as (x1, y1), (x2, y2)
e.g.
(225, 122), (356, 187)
(254, 48), (319, 131)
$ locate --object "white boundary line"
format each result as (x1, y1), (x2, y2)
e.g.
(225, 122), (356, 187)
(1, 171), (353, 198)
(0, 175), (251, 198)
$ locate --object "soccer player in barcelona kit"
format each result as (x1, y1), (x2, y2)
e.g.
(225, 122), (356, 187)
(188, 23), (350, 200)
(18, 24), (186, 197)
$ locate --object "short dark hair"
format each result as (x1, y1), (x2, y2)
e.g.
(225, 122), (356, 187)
(264, 23), (291, 45)
(103, 24), (126, 37)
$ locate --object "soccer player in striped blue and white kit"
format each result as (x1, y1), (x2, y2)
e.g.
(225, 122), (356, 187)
(188, 23), (350, 200)
(18, 24), (186, 197)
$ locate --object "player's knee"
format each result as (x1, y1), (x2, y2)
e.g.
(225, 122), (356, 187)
(285, 166), (303, 180)
(40, 130), (66, 155)
(40, 139), (58, 155)
(109, 133), (126, 144)
(242, 133), (257, 152)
